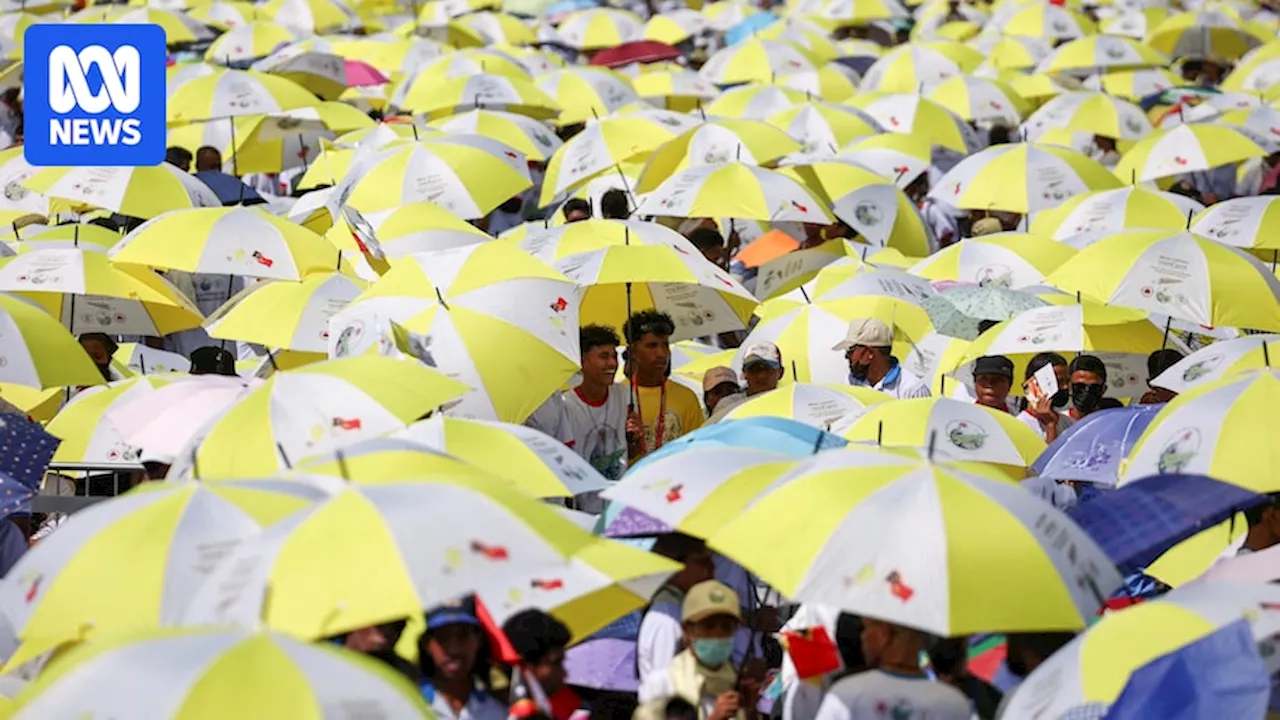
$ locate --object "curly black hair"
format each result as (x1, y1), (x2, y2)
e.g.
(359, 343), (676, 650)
(502, 609), (571, 665)
(623, 310), (676, 345)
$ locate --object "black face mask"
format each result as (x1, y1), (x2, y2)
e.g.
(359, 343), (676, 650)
(1050, 388), (1070, 409)
(1005, 652), (1028, 679)
(1071, 382), (1105, 413)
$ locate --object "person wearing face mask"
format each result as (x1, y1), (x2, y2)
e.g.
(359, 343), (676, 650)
(1016, 353), (1073, 443)
(992, 632), (1076, 718)
(1067, 355), (1108, 420)
(813, 618), (969, 720)
(833, 319), (931, 400)
(636, 580), (757, 720)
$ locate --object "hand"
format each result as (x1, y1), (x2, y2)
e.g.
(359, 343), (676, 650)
(1032, 394), (1057, 426)
(709, 691), (741, 720)
(625, 411), (643, 440)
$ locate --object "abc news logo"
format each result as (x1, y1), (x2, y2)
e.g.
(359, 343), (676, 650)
(24, 24), (166, 167)
(48, 45), (144, 146)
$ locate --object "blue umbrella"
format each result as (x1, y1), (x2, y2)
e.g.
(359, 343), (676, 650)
(725, 12), (780, 46)
(193, 171), (265, 205)
(1032, 404), (1163, 486)
(1067, 474), (1265, 575)
(629, 416), (846, 471)
(541, 0), (597, 17)
(595, 502), (667, 541)
(1104, 618), (1270, 720)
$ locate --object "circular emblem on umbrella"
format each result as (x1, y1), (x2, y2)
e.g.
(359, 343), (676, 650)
(976, 265), (1013, 289)
(1157, 427), (1202, 473)
(854, 201), (882, 227)
(333, 321), (365, 357)
(1182, 354), (1222, 382)
(1104, 43), (1126, 60)
(946, 419), (987, 450)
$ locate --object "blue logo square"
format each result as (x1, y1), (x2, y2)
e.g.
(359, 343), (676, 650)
(23, 24), (167, 167)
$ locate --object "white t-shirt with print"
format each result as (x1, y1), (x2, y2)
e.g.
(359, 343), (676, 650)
(560, 385), (630, 482)
(813, 670), (971, 720)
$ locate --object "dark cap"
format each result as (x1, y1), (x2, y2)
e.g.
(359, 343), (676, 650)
(973, 355), (1014, 380)
(189, 346), (237, 376)
(1069, 354), (1108, 382)
(425, 595), (480, 631)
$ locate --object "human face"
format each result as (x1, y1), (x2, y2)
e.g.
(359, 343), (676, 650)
(743, 363), (782, 396)
(684, 614), (739, 642)
(973, 373), (1011, 409)
(846, 346), (874, 379)
(345, 625), (392, 653)
(80, 338), (111, 366)
(670, 546), (715, 591)
(859, 618), (893, 668)
(425, 624), (481, 681)
(700, 245), (726, 268)
(704, 382), (739, 412)
(565, 210), (589, 223)
(530, 647), (567, 695)
(1051, 363), (1069, 390)
(581, 343), (618, 388)
(1145, 384), (1176, 404)
(631, 332), (670, 379)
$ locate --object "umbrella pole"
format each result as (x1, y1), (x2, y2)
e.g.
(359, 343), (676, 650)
(625, 281), (636, 413)
(1160, 316), (1171, 350)
(277, 442), (293, 470)
(220, 274), (235, 350)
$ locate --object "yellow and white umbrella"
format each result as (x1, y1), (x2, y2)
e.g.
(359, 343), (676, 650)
(838, 133), (933, 189)
(928, 142), (1123, 214)
(768, 102), (882, 155)
(554, 244), (759, 340)
(106, 7), (214, 44)
(110, 206), (340, 281)
(780, 161), (936, 256)
(1045, 229), (1280, 331)
(632, 68), (720, 110)
(848, 92), (983, 155)
(843, 396), (1047, 467)
(997, 3), (1096, 40)
(909, 231), (1077, 288)
(188, 1), (267, 30)
(634, 119), (803, 195)
(1147, 9), (1266, 62)
(1115, 123), (1268, 184)
(0, 292), (103, 390)
(0, 481), (327, 668)
(330, 136), (532, 218)
(536, 67), (640, 127)
(645, 9), (709, 45)
(428, 109), (562, 161)
(168, 69), (318, 123)
(327, 202), (490, 258)
(260, 0), (361, 34)
(392, 417), (610, 498)
(634, 162), (834, 224)
(1150, 334), (1280, 395)
(771, 64), (860, 102)
(390, 72), (560, 120)
(1000, 582), (1280, 719)
(700, 38), (821, 85)
(513, 218), (692, 261)
(704, 85), (808, 120)
(46, 375), (189, 465)
(6, 629), (433, 720)
(819, 0), (910, 26)
(205, 272), (367, 353)
(1022, 91), (1153, 142)
(12, 224), (121, 254)
(859, 41), (981, 93)
(926, 74), (1030, 125)
(725, 383), (893, 428)
(455, 11), (535, 45)
(203, 20), (296, 64)
(1035, 34), (1169, 73)
(180, 357), (471, 479)
(538, 115), (691, 205)
(1120, 369), (1280, 491)
(708, 457), (1117, 636)
(1191, 196), (1280, 251)
(330, 243), (581, 422)
(21, 165), (220, 220)
(555, 7), (644, 49)
(968, 34), (1052, 72)
(0, 249), (203, 336)
(1083, 68), (1182, 100)
(405, 50), (532, 84)
(1030, 186), (1205, 240)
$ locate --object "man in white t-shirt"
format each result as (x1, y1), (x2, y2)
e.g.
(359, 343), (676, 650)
(833, 319), (931, 400)
(813, 618), (970, 720)
(525, 325), (629, 484)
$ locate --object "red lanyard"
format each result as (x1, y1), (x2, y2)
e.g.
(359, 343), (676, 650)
(632, 378), (667, 455)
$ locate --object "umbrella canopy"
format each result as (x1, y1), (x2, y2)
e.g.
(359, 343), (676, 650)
(1032, 404), (1163, 486)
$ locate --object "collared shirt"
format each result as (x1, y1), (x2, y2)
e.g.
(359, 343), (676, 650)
(419, 679), (506, 720)
(851, 359), (932, 400)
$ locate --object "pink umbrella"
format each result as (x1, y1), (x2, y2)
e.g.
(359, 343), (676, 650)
(1197, 545), (1280, 584)
(106, 376), (261, 463)
(344, 60), (389, 88)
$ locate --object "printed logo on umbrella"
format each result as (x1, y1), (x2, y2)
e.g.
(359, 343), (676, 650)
(1181, 354), (1222, 382)
(945, 419), (987, 451)
(1157, 428), (1201, 473)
